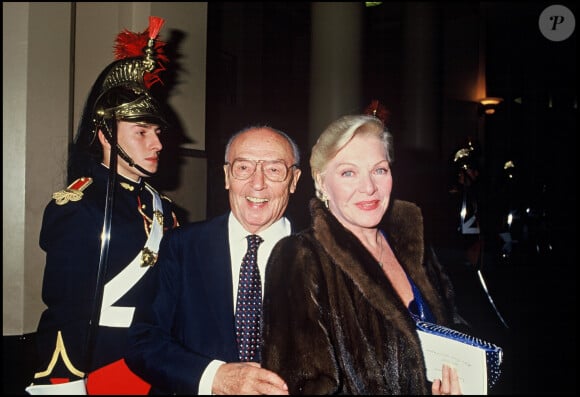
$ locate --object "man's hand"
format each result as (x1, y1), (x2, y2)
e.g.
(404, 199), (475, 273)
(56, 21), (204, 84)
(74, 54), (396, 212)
(213, 362), (289, 395)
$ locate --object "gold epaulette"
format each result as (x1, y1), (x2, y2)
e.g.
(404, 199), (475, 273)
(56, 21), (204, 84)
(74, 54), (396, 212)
(52, 177), (93, 206)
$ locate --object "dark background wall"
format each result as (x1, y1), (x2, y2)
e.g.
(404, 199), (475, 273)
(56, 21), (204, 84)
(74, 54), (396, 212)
(205, 2), (313, 228)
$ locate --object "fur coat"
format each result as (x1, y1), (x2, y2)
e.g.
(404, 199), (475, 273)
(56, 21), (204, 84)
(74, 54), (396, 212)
(262, 198), (467, 395)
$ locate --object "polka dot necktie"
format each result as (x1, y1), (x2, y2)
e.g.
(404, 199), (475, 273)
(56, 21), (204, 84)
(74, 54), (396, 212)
(235, 234), (264, 362)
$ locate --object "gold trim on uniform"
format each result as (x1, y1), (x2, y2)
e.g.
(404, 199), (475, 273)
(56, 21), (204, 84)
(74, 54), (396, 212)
(120, 182), (135, 191)
(33, 330), (85, 379)
(141, 247), (158, 267)
(153, 209), (163, 226)
(52, 177), (93, 206)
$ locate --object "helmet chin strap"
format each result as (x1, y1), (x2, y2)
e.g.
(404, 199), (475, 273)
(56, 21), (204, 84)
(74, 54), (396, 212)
(115, 143), (156, 177)
(102, 122), (156, 177)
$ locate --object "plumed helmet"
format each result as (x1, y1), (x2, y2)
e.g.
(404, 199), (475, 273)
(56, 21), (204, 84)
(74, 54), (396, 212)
(70, 16), (169, 181)
(93, 80), (166, 129)
(452, 137), (480, 171)
(92, 16), (169, 139)
(363, 99), (390, 125)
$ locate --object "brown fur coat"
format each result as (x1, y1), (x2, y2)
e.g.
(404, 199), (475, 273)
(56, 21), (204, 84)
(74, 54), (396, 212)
(262, 198), (467, 395)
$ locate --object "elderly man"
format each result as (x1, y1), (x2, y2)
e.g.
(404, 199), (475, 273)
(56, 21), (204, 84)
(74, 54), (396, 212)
(126, 125), (301, 394)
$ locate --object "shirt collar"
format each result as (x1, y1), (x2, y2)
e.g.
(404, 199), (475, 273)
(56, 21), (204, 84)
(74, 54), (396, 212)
(228, 212), (291, 243)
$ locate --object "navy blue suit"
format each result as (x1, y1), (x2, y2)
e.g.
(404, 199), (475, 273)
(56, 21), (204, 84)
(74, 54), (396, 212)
(127, 213), (243, 394)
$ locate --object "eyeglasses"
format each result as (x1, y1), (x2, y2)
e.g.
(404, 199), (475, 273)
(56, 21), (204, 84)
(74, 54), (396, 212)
(226, 159), (297, 182)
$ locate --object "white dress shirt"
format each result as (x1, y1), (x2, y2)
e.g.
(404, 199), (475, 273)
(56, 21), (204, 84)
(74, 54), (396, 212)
(198, 212), (292, 394)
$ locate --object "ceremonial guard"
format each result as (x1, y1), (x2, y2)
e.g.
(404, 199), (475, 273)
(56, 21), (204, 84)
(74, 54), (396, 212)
(26, 16), (179, 395)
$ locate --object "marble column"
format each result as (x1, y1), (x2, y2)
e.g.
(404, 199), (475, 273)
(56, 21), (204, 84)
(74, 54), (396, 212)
(401, 2), (441, 152)
(309, 2), (363, 147)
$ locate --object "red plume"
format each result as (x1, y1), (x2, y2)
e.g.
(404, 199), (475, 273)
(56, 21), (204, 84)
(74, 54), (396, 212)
(364, 99), (390, 125)
(114, 29), (148, 59)
(113, 16), (169, 89)
(148, 16), (165, 40)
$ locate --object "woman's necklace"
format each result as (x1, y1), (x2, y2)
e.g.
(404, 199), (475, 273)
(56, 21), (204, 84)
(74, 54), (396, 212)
(377, 233), (384, 268)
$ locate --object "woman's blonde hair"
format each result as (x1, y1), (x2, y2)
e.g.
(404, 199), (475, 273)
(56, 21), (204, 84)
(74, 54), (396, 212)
(309, 114), (393, 201)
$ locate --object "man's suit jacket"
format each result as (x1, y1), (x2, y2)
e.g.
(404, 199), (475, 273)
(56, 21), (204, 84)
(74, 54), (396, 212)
(126, 213), (240, 394)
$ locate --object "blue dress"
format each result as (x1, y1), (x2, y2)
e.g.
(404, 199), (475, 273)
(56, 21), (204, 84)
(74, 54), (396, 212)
(407, 275), (436, 323)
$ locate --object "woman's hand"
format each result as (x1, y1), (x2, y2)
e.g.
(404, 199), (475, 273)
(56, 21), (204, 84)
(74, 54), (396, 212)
(431, 364), (462, 395)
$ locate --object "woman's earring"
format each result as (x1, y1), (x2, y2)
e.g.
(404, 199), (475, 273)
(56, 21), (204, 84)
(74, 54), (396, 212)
(323, 195), (329, 208)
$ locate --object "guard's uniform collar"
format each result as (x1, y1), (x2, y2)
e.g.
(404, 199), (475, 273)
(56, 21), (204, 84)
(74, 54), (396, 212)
(94, 162), (145, 195)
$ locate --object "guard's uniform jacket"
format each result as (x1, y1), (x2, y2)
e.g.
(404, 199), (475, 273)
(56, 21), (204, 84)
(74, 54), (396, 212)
(32, 162), (179, 391)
